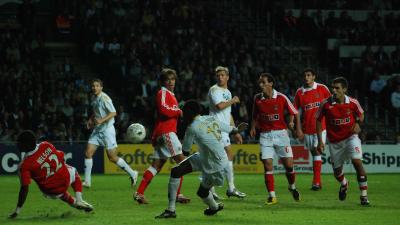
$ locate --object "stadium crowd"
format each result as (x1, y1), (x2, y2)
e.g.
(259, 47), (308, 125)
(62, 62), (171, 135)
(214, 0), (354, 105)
(0, 0), (399, 144)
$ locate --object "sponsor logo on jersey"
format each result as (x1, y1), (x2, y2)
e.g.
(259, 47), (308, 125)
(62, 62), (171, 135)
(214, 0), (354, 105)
(260, 114), (279, 121)
(331, 117), (351, 125)
(304, 102), (320, 111)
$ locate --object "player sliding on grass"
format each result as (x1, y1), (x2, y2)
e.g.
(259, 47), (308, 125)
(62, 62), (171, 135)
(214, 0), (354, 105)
(316, 77), (370, 206)
(155, 100), (248, 218)
(250, 73), (302, 205)
(9, 130), (93, 219)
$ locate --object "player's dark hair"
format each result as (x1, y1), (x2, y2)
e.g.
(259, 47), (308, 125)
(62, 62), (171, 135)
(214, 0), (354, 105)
(332, 76), (348, 89)
(303, 68), (316, 77)
(91, 78), (103, 87)
(159, 68), (177, 83)
(182, 99), (201, 123)
(259, 73), (275, 87)
(17, 130), (37, 152)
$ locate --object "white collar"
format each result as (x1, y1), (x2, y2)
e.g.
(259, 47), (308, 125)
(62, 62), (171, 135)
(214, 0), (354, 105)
(302, 82), (317, 93)
(161, 87), (175, 95)
(261, 89), (277, 99)
(332, 95), (350, 104)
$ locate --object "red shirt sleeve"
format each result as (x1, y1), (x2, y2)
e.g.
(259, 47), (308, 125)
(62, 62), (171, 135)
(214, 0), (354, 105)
(316, 100), (327, 122)
(293, 89), (301, 110)
(350, 98), (364, 118)
(282, 94), (298, 115)
(156, 90), (181, 118)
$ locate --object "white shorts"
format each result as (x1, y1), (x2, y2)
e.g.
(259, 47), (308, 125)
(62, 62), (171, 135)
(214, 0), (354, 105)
(329, 135), (363, 169)
(304, 130), (326, 150)
(88, 126), (118, 150)
(188, 153), (225, 188)
(260, 129), (293, 159)
(221, 132), (231, 147)
(153, 132), (182, 159)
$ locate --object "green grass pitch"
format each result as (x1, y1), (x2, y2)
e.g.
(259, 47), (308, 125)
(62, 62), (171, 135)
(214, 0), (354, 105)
(1, 174), (399, 225)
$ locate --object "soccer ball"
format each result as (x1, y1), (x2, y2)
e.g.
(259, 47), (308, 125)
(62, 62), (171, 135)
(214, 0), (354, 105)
(126, 123), (146, 143)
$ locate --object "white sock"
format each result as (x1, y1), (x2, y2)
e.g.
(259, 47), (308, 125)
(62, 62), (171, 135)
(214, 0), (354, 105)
(76, 192), (83, 202)
(116, 158), (137, 178)
(202, 191), (218, 210)
(84, 158), (93, 184)
(210, 186), (217, 195)
(289, 184), (296, 190)
(341, 178), (348, 186)
(269, 191), (276, 198)
(225, 161), (235, 192)
(361, 190), (367, 196)
(167, 177), (180, 212)
(313, 155), (322, 161)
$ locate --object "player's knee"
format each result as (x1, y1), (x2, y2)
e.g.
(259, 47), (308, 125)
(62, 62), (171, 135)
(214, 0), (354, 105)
(171, 166), (183, 178)
(197, 185), (209, 198)
(285, 167), (294, 173)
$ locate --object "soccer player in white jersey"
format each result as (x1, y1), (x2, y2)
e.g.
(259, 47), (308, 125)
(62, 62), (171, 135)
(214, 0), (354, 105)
(155, 100), (248, 218)
(207, 66), (246, 199)
(83, 78), (138, 188)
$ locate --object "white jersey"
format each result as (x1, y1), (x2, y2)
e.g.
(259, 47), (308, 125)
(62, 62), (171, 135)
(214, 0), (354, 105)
(182, 115), (232, 173)
(208, 84), (231, 125)
(91, 92), (116, 132)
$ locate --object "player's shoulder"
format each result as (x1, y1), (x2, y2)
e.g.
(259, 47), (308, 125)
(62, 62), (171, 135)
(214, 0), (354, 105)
(316, 82), (330, 92)
(348, 96), (361, 105)
(294, 87), (302, 96)
(100, 92), (112, 102)
(209, 84), (220, 93)
(38, 141), (56, 151)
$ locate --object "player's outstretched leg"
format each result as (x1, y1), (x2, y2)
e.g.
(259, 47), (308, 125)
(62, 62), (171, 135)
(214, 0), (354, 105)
(225, 161), (246, 198)
(156, 160), (193, 219)
(135, 166), (158, 204)
(197, 185), (223, 216)
(264, 171), (277, 205)
(311, 155), (323, 190)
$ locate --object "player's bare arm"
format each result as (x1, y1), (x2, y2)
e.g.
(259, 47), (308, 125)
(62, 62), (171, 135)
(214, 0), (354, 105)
(215, 96), (240, 110)
(352, 113), (364, 134)
(294, 114), (304, 141)
(94, 112), (117, 125)
(316, 120), (324, 154)
(9, 185), (29, 219)
(86, 114), (95, 129)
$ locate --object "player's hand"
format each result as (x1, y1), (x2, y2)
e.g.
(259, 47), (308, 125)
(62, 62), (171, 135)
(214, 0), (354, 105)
(8, 211), (18, 219)
(317, 142), (325, 154)
(296, 129), (304, 142)
(232, 96), (240, 104)
(237, 122), (248, 133)
(352, 122), (361, 134)
(94, 118), (102, 125)
(288, 121), (295, 130)
(250, 127), (256, 138)
(233, 133), (243, 144)
(86, 119), (94, 129)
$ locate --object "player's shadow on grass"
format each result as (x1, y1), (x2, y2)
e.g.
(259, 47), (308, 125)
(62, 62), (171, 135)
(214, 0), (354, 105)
(10, 211), (92, 222)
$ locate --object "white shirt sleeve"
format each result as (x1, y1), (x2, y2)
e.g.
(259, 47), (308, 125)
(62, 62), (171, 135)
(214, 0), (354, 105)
(210, 88), (225, 106)
(103, 97), (116, 113)
(216, 120), (234, 133)
(182, 126), (195, 153)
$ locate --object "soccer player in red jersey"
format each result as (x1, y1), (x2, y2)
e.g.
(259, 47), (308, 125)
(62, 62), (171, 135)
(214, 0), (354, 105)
(294, 68), (331, 190)
(250, 73), (302, 205)
(9, 130), (93, 218)
(316, 77), (370, 206)
(134, 68), (189, 204)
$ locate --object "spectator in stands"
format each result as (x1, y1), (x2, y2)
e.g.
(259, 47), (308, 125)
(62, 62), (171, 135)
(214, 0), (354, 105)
(369, 72), (387, 98)
(374, 46), (390, 74)
(391, 83), (400, 109)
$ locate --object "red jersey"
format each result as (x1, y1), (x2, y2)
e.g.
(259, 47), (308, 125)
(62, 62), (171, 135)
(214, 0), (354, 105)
(152, 87), (182, 141)
(252, 89), (298, 132)
(294, 82), (331, 134)
(316, 95), (364, 143)
(19, 141), (69, 195)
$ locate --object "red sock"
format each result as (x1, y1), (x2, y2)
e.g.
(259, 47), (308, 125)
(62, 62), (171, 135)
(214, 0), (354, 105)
(137, 170), (155, 194)
(286, 171), (296, 185)
(313, 160), (322, 185)
(264, 172), (274, 192)
(176, 176), (184, 196)
(60, 192), (75, 205)
(71, 172), (83, 193)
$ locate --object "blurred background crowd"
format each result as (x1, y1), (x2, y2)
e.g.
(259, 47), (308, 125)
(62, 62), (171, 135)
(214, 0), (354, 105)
(0, 0), (399, 144)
